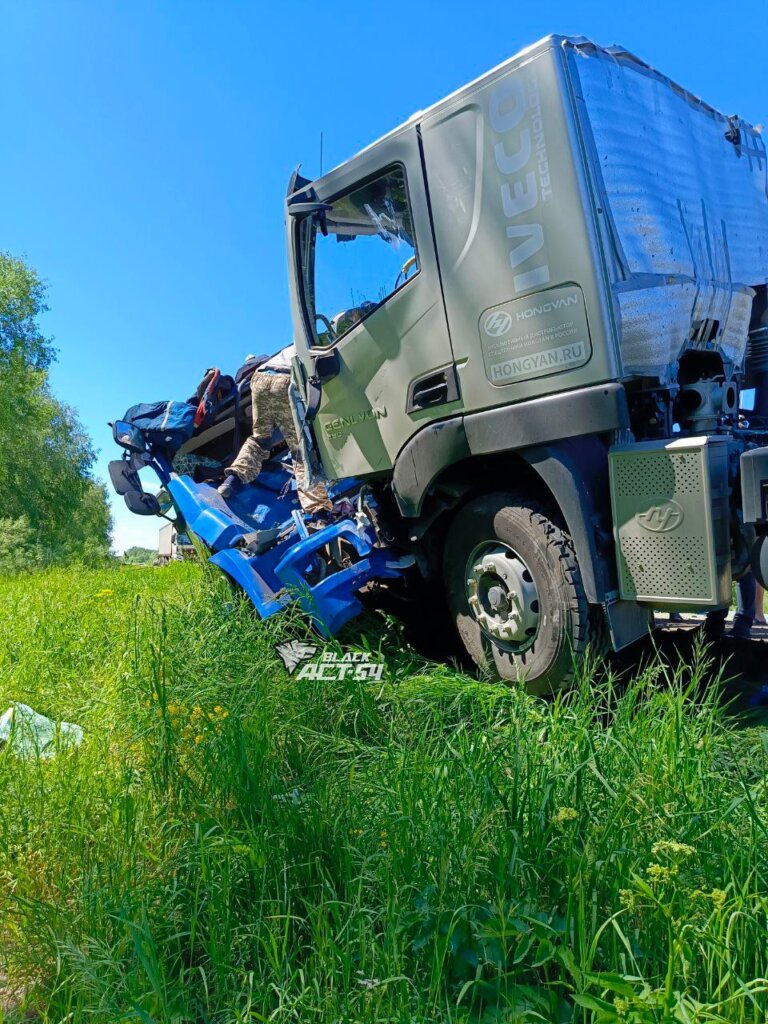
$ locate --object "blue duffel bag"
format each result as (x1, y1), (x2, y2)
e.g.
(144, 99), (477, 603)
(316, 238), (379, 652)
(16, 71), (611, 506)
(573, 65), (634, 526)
(123, 400), (197, 451)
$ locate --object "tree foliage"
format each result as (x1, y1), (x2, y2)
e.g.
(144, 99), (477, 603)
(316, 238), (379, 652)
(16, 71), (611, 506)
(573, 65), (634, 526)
(123, 546), (156, 565)
(0, 252), (112, 570)
(0, 252), (54, 370)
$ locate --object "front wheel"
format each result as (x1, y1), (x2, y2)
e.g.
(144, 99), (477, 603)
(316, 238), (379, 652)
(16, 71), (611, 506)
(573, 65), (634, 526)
(443, 492), (602, 693)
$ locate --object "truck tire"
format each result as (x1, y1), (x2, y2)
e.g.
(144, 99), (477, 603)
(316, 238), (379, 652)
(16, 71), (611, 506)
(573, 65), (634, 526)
(443, 492), (600, 693)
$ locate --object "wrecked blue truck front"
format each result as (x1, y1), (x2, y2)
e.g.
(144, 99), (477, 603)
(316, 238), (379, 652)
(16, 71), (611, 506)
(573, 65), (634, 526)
(167, 473), (405, 635)
(108, 435), (405, 635)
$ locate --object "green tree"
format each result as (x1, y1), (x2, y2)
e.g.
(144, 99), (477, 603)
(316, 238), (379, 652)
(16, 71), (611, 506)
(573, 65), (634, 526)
(0, 252), (112, 569)
(0, 251), (54, 370)
(123, 546), (156, 565)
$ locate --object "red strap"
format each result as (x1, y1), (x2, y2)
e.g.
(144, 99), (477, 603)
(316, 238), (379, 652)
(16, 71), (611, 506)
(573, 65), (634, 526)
(194, 367), (221, 427)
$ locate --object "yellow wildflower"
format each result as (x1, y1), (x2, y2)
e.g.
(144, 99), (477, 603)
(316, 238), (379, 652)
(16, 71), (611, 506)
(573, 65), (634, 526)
(194, 734), (204, 745)
(710, 888), (727, 908)
(553, 807), (578, 826)
(94, 588), (114, 598)
(619, 889), (636, 911)
(646, 863), (677, 884)
(652, 840), (695, 859)
(615, 997), (629, 1018)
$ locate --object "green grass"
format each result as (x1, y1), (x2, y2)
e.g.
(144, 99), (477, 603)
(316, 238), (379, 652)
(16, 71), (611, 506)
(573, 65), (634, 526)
(0, 564), (766, 1023)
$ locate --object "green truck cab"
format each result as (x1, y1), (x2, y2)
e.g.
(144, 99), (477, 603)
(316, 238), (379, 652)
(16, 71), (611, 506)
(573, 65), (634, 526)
(285, 35), (768, 689)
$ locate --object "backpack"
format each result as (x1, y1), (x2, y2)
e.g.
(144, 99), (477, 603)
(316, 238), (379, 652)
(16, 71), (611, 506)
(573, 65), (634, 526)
(235, 354), (270, 386)
(122, 400), (198, 451)
(188, 367), (237, 426)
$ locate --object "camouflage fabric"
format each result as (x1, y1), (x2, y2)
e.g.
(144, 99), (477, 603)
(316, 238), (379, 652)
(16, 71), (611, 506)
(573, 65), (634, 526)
(228, 370), (331, 513)
(172, 452), (221, 477)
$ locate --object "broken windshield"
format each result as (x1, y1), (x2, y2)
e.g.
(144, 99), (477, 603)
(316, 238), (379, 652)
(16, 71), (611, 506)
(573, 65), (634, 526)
(300, 165), (419, 346)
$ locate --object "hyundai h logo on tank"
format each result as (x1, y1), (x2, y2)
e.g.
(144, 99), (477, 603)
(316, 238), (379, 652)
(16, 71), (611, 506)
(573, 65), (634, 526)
(489, 72), (552, 294)
(636, 500), (685, 533)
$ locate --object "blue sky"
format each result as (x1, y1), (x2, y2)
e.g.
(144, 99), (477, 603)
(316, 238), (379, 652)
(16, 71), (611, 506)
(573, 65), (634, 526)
(1, 0), (765, 552)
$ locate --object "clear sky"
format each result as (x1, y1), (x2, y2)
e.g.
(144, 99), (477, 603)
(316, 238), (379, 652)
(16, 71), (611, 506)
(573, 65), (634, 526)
(1, 0), (766, 552)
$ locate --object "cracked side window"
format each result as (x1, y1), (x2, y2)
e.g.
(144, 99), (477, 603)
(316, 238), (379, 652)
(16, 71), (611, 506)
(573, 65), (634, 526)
(302, 166), (419, 347)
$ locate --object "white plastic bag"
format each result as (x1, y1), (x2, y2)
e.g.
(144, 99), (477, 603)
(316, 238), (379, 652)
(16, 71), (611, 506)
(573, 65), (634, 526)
(0, 703), (83, 758)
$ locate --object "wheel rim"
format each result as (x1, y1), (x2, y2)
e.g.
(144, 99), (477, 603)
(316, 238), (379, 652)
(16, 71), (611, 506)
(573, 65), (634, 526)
(465, 541), (540, 652)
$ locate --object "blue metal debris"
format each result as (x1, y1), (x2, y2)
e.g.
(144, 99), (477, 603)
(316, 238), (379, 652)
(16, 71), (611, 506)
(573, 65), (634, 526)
(166, 467), (403, 635)
(168, 465), (296, 553)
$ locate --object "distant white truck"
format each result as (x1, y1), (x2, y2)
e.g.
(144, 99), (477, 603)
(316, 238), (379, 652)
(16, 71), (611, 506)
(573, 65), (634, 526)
(157, 522), (175, 565)
(157, 523), (193, 564)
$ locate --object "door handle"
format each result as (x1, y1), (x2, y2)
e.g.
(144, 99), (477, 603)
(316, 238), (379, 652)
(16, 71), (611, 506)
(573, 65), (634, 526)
(406, 365), (460, 413)
(413, 380), (448, 406)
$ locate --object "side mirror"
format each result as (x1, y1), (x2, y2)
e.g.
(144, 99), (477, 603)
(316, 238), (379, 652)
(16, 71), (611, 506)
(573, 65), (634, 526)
(109, 460), (142, 496)
(124, 490), (161, 516)
(313, 349), (340, 383)
(287, 194), (332, 236)
(113, 420), (146, 452)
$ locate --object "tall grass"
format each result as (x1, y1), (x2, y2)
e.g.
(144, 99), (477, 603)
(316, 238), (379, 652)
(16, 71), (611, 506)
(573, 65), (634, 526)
(0, 564), (766, 1022)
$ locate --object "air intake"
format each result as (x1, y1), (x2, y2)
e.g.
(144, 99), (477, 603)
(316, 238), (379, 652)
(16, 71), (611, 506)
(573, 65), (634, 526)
(747, 324), (768, 376)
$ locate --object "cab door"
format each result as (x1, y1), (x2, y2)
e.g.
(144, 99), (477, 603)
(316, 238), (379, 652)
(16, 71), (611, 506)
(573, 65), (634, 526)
(288, 128), (459, 481)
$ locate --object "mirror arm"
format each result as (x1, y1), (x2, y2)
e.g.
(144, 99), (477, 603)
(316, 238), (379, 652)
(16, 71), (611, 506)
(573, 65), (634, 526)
(287, 187), (332, 237)
(287, 201), (332, 217)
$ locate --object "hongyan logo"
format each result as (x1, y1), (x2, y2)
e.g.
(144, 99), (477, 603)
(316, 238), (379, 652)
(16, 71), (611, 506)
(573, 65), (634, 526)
(480, 284), (591, 386)
(636, 500), (684, 533)
(516, 294), (577, 320)
(483, 311), (513, 337)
